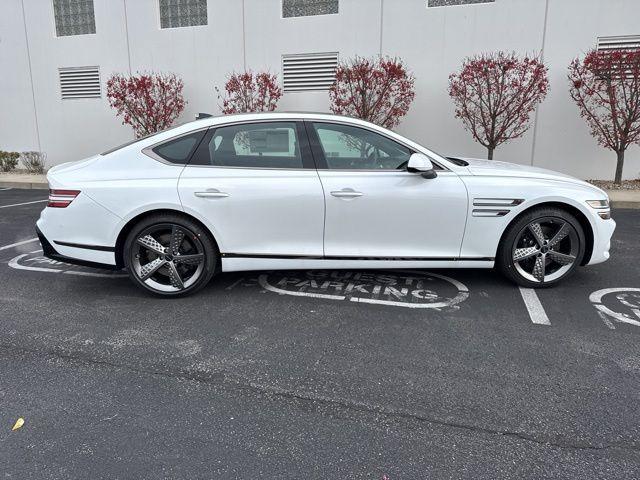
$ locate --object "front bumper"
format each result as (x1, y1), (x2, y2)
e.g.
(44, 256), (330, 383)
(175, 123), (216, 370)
(587, 217), (616, 265)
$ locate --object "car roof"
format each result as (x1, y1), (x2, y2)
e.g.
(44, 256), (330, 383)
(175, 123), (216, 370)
(192, 111), (380, 128)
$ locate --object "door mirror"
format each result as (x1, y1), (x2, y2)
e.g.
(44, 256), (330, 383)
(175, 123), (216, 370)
(407, 153), (437, 179)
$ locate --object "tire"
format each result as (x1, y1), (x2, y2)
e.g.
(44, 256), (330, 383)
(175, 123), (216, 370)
(497, 207), (585, 288)
(123, 213), (217, 297)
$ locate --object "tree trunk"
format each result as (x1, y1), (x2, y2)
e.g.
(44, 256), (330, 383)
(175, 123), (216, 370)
(487, 146), (495, 160)
(614, 150), (625, 185)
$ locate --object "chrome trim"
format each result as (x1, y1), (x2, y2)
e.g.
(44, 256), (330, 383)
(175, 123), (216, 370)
(472, 209), (511, 217)
(473, 198), (524, 207)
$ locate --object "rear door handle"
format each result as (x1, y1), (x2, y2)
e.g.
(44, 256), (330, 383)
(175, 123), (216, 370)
(330, 189), (363, 198)
(194, 189), (229, 198)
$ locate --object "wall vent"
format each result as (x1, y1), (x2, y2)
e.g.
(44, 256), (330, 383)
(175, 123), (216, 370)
(597, 35), (640, 51)
(282, 52), (338, 92)
(59, 66), (101, 100)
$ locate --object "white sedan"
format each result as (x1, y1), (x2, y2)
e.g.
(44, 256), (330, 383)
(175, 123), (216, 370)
(37, 113), (615, 297)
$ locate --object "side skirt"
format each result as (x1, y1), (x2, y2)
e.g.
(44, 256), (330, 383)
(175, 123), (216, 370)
(220, 257), (495, 273)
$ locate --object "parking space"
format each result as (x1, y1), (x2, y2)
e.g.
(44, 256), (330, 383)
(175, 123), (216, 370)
(1, 188), (639, 478)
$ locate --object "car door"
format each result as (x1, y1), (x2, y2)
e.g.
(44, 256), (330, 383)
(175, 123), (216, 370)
(178, 121), (325, 257)
(307, 121), (468, 259)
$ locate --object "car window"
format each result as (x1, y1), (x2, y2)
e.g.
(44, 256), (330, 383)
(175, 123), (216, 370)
(151, 130), (206, 164)
(191, 122), (303, 169)
(311, 122), (412, 170)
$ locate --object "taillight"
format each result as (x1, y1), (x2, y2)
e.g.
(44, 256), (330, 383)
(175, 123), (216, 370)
(47, 189), (81, 208)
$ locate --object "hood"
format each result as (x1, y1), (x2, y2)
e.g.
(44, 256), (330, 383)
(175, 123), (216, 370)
(455, 157), (588, 184)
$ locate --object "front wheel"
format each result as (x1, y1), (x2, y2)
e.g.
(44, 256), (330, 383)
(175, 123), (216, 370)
(497, 208), (585, 288)
(124, 214), (217, 297)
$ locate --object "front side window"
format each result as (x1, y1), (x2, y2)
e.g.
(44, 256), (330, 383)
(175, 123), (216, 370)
(159, 0), (208, 29)
(311, 123), (412, 170)
(53, 0), (96, 37)
(151, 130), (206, 164)
(191, 122), (304, 169)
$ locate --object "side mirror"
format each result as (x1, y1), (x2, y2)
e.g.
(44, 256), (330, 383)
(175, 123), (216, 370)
(407, 153), (437, 179)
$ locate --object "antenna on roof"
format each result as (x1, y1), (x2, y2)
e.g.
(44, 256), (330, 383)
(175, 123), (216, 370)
(196, 113), (213, 120)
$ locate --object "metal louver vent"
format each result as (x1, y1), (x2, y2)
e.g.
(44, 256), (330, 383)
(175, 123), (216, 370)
(59, 66), (101, 99)
(597, 35), (640, 51)
(282, 52), (338, 92)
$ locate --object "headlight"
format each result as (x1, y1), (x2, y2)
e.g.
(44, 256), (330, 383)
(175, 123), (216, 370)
(586, 199), (609, 209)
(586, 199), (611, 219)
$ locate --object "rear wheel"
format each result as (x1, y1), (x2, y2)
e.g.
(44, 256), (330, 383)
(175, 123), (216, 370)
(497, 208), (585, 288)
(124, 214), (217, 297)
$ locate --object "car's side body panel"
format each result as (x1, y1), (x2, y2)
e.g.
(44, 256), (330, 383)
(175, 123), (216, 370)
(317, 170), (469, 258)
(178, 167), (325, 256)
(459, 174), (613, 264)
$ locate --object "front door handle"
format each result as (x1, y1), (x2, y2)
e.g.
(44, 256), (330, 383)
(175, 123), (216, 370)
(330, 189), (363, 198)
(194, 189), (229, 198)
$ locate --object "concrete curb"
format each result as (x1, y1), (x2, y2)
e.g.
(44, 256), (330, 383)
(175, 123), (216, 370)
(0, 181), (48, 190)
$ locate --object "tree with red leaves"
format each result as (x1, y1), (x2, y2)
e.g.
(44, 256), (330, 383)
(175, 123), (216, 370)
(107, 72), (186, 138)
(448, 52), (549, 160)
(217, 71), (282, 114)
(569, 49), (640, 184)
(329, 57), (415, 129)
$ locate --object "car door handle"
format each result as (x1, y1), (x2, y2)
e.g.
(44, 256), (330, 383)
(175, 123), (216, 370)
(194, 189), (230, 198)
(330, 189), (363, 198)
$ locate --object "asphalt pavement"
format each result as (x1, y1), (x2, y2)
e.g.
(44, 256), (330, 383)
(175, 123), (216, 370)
(0, 188), (639, 479)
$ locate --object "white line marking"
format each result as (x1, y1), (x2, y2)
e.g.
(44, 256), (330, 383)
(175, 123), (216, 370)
(589, 288), (640, 327)
(0, 187), (12, 191)
(519, 287), (551, 325)
(0, 238), (39, 251)
(0, 199), (47, 209)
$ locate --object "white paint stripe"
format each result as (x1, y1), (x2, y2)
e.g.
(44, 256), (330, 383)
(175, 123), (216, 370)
(0, 237), (39, 251)
(519, 287), (551, 325)
(0, 187), (12, 191)
(0, 199), (47, 209)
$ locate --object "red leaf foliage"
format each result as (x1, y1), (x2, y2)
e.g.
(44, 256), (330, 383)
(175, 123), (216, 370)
(329, 57), (415, 129)
(448, 51), (549, 159)
(106, 72), (186, 138)
(568, 48), (640, 158)
(217, 71), (282, 114)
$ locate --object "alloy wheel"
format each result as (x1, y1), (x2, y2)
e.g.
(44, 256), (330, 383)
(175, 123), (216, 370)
(512, 217), (580, 284)
(130, 223), (205, 293)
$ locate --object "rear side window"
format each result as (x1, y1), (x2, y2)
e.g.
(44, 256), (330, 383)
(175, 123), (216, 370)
(151, 130), (206, 164)
(190, 122), (304, 169)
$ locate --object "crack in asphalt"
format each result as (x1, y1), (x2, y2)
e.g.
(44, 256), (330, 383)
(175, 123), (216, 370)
(1, 341), (638, 455)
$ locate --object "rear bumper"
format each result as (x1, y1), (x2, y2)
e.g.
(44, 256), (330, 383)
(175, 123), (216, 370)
(36, 226), (121, 271)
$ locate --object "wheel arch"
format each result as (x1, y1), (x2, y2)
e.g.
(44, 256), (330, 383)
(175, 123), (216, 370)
(114, 208), (221, 269)
(498, 201), (594, 266)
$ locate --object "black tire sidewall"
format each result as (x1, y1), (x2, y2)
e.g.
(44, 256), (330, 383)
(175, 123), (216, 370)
(123, 214), (217, 297)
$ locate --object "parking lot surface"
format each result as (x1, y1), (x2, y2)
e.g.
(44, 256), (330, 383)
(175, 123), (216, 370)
(0, 189), (639, 479)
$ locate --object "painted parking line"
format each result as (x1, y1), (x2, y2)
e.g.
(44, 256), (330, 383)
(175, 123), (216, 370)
(519, 287), (551, 325)
(0, 238), (39, 252)
(0, 199), (47, 209)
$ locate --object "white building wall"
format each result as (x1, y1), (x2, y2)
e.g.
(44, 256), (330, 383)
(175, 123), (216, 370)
(0, 0), (639, 180)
